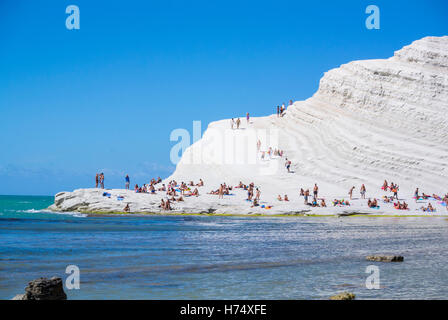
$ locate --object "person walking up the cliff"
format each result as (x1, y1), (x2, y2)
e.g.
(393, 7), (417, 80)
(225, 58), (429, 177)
(125, 175), (130, 190)
(285, 158), (291, 173)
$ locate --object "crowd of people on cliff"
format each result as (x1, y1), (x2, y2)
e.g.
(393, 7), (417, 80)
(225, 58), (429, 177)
(94, 172), (447, 214)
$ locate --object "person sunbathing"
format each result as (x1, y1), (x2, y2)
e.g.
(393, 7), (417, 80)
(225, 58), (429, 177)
(251, 198), (259, 207)
(236, 181), (244, 188)
(158, 184), (166, 191)
(299, 188), (305, 196)
(367, 198), (377, 208)
(382, 180), (388, 191)
(196, 179), (204, 187)
(422, 193), (430, 199)
(159, 199), (165, 208)
(284, 195), (289, 201)
(320, 199), (327, 207)
(277, 195), (283, 201)
(192, 188), (199, 196)
(124, 203), (130, 212)
(176, 196), (184, 202)
(165, 199), (172, 210)
(421, 203), (435, 212)
(311, 198), (319, 207)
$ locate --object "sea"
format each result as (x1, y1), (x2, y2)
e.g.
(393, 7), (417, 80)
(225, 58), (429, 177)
(1, 195), (448, 300)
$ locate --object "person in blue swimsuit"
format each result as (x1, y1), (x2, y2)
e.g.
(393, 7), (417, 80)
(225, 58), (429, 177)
(125, 175), (130, 190)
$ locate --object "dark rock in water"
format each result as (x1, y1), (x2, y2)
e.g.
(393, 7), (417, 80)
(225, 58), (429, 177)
(330, 292), (356, 300)
(366, 255), (404, 262)
(13, 277), (67, 300)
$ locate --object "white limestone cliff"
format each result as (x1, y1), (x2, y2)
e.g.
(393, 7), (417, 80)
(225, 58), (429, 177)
(50, 36), (448, 216)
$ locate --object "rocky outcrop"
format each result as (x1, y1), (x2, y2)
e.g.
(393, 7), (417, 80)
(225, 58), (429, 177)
(366, 255), (404, 262)
(330, 292), (356, 300)
(12, 277), (67, 300)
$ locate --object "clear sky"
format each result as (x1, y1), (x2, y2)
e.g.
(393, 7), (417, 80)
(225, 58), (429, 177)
(0, 0), (447, 195)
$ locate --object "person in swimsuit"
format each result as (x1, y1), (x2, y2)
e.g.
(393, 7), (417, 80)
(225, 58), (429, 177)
(246, 112), (250, 124)
(304, 189), (310, 204)
(360, 184), (366, 199)
(392, 185), (399, 200)
(414, 188), (419, 202)
(125, 175), (130, 190)
(100, 173), (105, 189)
(349, 186), (355, 200)
(95, 174), (99, 188)
(285, 158), (291, 173)
(313, 184), (319, 198)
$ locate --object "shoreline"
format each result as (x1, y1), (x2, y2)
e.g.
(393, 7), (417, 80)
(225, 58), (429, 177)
(48, 187), (448, 218)
(72, 210), (448, 218)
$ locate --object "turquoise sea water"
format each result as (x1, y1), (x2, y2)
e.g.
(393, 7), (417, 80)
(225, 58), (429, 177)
(1, 195), (448, 300)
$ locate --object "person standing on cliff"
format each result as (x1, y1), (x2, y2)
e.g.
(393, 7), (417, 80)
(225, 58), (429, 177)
(277, 106), (280, 117)
(360, 184), (366, 199)
(125, 175), (130, 190)
(100, 173), (104, 189)
(95, 173), (99, 188)
(246, 112), (250, 124)
(349, 186), (355, 200)
(236, 118), (241, 129)
(313, 184), (319, 198)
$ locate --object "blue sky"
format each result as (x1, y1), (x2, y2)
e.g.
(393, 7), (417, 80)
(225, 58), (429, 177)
(0, 0), (447, 195)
